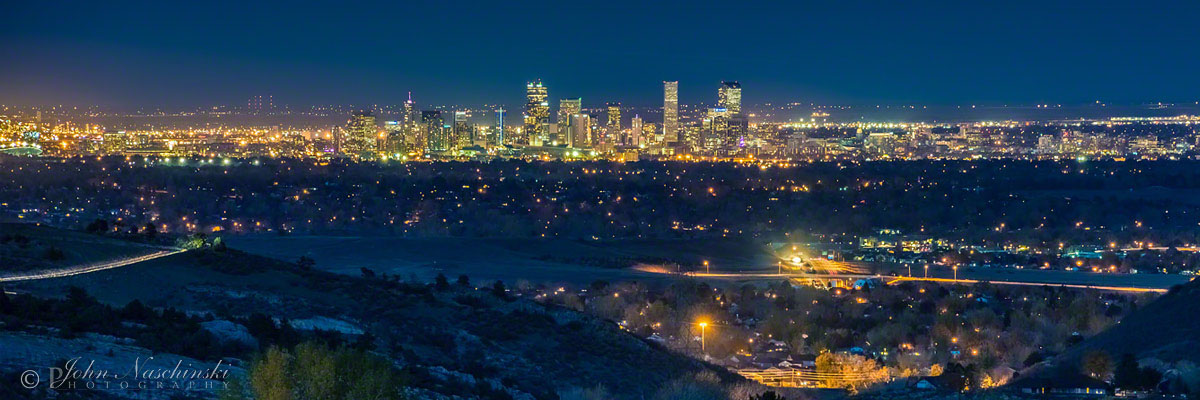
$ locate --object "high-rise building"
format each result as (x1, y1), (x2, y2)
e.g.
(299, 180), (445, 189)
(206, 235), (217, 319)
(569, 114), (591, 148)
(402, 92), (416, 125)
(718, 81), (742, 114)
(630, 115), (643, 147)
(558, 98), (582, 144)
(663, 81), (679, 144)
(342, 110), (378, 159)
(606, 102), (622, 144)
(495, 108), (506, 146)
(422, 110), (450, 153)
(701, 108), (731, 150)
(383, 121), (407, 156)
(524, 80), (550, 146)
(453, 111), (472, 149)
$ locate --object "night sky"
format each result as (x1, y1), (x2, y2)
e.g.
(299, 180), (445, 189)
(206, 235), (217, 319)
(3, 1), (1199, 109)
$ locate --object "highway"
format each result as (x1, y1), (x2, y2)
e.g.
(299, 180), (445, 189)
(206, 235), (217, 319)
(0, 248), (186, 283)
(678, 255), (1191, 293)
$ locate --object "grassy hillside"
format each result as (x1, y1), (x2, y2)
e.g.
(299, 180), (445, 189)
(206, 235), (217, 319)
(1062, 277), (1200, 363)
(7, 236), (759, 399)
(0, 223), (162, 274)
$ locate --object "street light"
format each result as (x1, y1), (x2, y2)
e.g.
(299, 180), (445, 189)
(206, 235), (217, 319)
(953, 266), (958, 282)
(924, 265), (929, 278)
(699, 322), (708, 353)
(704, 260), (709, 274)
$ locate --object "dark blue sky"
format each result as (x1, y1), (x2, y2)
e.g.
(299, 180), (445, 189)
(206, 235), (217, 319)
(3, 1), (1199, 109)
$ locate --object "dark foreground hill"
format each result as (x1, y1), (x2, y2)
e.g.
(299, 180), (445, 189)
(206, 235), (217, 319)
(1011, 276), (1200, 391)
(1062, 277), (1200, 364)
(2, 233), (787, 399)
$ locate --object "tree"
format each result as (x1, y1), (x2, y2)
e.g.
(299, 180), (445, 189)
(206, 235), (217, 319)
(940, 363), (975, 392)
(1114, 353), (1140, 389)
(296, 256), (315, 270)
(815, 352), (888, 391)
(85, 219), (108, 234)
(1081, 350), (1114, 380)
(248, 347), (292, 400)
(227, 342), (407, 400)
(750, 391), (786, 400)
(0, 286), (9, 313)
(653, 371), (725, 400)
(456, 274), (470, 287)
(1023, 352), (1046, 367)
(434, 273), (449, 291)
(492, 280), (507, 298)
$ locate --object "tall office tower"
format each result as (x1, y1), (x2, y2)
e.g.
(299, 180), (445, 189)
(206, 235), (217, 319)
(422, 110), (450, 153)
(569, 114), (591, 148)
(384, 121), (407, 155)
(718, 81), (742, 114)
(558, 98), (582, 144)
(495, 108), (506, 145)
(630, 115), (644, 146)
(402, 92), (416, 125)
(453, 111), (472, 148)
(523, 80), (550, 146)
(702, 107), (731, 151)
(342, 110), (378, 159)
(642, 122), (658, 146)
(606, 102), (622, 144)
(663, 81), (679, 144)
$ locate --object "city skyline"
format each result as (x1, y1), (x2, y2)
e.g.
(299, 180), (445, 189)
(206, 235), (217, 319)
(5, 1), (1200, 109)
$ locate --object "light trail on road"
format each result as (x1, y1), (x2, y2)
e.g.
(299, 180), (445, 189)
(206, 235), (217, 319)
(678, 270), (1181, 293)
(0, 248), (186, 283)
(885, 276), (1172, 293)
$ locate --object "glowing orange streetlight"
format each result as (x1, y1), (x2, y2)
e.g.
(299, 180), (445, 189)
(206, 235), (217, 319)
(953, 266), (958, 282)
(703, 260), (709, 274)
(698, 322), (709, 353)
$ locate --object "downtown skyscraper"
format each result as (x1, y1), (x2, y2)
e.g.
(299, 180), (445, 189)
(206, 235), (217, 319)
(718, 81), (742, 114)
(524, 80), (550, 146)
(422, 110), (450, 153)
(342, 110), (378, 159)
(663, 81), (679, 144)
(606, 102), (622, 145)
(558, 98), (582, 145)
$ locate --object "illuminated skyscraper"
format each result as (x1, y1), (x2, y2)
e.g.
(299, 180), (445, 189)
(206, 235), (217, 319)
(524, 80), (550, 146)
(630, 115), (643, 146)
(495, 108), (506, 145)
(558, 98), (582, 144)
(342, 110), (378, 159)
(606, 102), (622, 144)
(402, 92), (416, 126)
(388, 92), (421, 155)
(422, 110), (450, 153)
(663, 81), (679, 144)
(718, 81), (742, 114)
(569, 114), (591, 148)
(453, 111), (472, 148)
(701, 108), (730, 150)
(384, 121), (407, 155)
